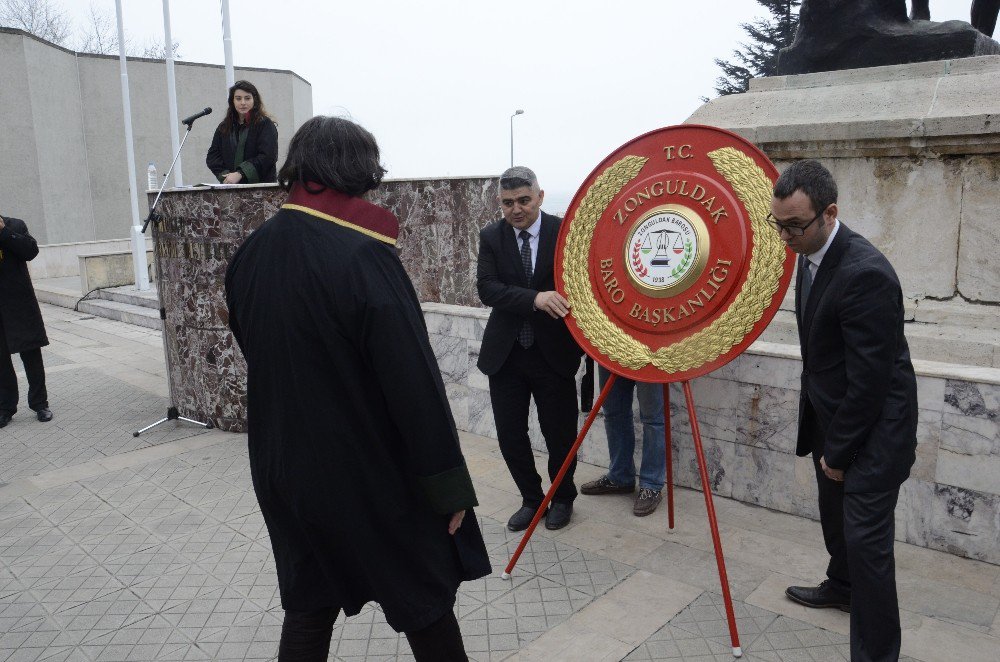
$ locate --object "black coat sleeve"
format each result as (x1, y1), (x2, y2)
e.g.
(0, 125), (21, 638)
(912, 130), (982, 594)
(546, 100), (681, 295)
(206, 126), (228, 181)
(823, 267), (901, 469)
(347, 240), (478, 515)
(0, 218), (39, 262)
(238, 119), (278, 184)
(476, 227), (536, 315)
(223, 250), (245, 354)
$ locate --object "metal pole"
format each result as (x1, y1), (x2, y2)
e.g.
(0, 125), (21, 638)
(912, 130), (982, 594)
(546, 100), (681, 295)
(662, 383), (674, 529)
(162, 0), (183, 187)
(221, 0), (235, 89)
(115, 0), (150, 291)
(682, 380), (742, 658)
(509, 109), (523, 167)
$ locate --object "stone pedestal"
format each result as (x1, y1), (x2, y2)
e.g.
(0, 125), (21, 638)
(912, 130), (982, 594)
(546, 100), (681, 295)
(151, 177), (499, 431)
(687, 56), (1000, 307)
(673, 57), (1000, 563)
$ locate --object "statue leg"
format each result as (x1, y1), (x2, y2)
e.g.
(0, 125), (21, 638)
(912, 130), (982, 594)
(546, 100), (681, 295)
(971, 0), (1000, 36)
(910, 0), (930, 20)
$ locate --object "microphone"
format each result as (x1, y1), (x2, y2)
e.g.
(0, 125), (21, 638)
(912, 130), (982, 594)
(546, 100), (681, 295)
(181, 107), (212, 127)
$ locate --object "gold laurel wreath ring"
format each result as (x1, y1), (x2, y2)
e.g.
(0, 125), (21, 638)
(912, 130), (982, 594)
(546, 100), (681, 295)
(562, 147), (785, 374)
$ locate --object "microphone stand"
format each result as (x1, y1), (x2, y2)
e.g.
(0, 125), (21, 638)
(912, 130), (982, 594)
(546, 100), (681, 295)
(142, 118), (196, 234)
(134, 115), (213, 437)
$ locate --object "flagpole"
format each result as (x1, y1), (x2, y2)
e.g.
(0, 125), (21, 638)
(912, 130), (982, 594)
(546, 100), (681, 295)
(221, 0), (235, 89)
(162, 0), (183, 187)
(115, 0), (151, 291)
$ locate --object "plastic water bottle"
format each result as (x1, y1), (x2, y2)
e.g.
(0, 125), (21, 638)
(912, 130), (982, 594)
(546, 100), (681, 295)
(147, 163), (158, 191)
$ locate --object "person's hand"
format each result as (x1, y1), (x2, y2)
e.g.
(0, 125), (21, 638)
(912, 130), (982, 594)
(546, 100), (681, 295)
(223, 171), (244, 184)
(820, 456), (844, 482)
(0, 216), (5, 231)
(448, 510), (466, 535)
(534, 291), (570, 319)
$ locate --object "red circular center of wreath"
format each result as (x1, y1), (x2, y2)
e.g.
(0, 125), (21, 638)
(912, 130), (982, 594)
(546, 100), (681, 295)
(556, 125), (794, 383)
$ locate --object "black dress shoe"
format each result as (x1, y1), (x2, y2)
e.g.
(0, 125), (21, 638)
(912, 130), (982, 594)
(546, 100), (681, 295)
(0, 412), (11, 428)
(507, 506), (538, 532)
(785, 580), (851, 611)
(545, 502), (573, 530)
(35, 409), (53, 423)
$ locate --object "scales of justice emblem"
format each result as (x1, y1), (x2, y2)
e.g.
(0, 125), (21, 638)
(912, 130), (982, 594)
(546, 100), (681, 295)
(624, 206), (705, 297)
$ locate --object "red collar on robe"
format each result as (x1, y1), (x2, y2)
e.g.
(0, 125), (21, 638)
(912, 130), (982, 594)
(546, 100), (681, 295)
(282, 183), (399, 246)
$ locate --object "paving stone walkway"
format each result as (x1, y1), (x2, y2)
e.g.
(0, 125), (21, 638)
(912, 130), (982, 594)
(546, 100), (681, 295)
(0, 304), (996, 661)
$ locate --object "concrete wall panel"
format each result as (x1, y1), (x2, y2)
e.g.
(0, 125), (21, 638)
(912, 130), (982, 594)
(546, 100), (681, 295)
(0, 33), (43, 234)
(22, 37), (95, 244)
(0, 29), (311, 244)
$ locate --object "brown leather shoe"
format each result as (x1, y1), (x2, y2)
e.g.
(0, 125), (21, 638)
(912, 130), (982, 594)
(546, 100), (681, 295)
(580, 475), (635, 495)
(633, 488), (662, 517)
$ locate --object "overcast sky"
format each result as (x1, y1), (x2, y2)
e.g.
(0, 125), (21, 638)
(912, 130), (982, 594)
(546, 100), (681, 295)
(58, 0), (978, 210)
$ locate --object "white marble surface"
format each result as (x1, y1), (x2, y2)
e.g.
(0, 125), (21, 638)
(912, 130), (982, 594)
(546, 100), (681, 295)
(423, 303), (1000, 565)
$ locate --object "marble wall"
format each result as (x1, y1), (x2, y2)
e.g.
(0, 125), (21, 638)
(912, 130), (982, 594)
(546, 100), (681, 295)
(152, 178), (499, 432)
(368, 177), (499, 307)
(424, 302), (1000, 566)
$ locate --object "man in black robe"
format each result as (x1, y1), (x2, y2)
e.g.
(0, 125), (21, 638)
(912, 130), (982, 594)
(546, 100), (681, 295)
(0, 214), (53, 428)
(225, 116), (489, 661)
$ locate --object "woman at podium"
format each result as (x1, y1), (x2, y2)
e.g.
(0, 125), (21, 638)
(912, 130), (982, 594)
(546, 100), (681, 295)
(206, 80), (278, 184)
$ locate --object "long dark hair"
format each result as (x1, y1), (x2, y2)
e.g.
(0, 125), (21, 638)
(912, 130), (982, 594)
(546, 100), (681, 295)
(278, 116), (387, 196)
(218, 80), (270, 135)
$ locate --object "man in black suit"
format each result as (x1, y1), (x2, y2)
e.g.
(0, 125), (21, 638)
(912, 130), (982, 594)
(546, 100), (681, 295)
(770, 161), (917, 662)
(477, 167), (582, 532)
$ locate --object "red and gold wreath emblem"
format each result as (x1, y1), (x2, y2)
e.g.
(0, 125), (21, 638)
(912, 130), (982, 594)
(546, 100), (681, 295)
(556, 125), (794, 382)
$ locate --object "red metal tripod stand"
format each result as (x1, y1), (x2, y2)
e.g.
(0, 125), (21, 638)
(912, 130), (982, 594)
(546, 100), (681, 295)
(500, 373), (743, 658)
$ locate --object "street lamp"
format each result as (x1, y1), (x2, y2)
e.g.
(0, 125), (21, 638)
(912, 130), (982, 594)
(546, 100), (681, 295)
(510, 109), (524, 167)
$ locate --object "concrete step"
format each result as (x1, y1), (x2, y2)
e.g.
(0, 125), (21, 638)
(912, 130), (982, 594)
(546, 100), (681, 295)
(34, 277), (162, 330)
(32, 277), (83, 310)
(75, 298), (162, 331)
(760, 309), (1000, 368)
(96, 285), (159, 310)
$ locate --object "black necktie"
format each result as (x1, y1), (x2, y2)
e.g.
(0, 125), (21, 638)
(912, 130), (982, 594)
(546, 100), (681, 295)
(799, 254), (813, 319)
(518, 230), (534, 348)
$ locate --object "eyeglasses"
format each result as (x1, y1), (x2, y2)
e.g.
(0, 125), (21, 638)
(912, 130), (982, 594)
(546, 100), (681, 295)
(766, 208), (826, 236)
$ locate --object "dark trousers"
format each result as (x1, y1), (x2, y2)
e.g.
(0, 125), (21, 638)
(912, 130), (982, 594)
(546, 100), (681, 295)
(488, 344), (578, 507)
(0, 333), (48, 414)
(810, 419), (901, 662)
(278, 607), (467, 661)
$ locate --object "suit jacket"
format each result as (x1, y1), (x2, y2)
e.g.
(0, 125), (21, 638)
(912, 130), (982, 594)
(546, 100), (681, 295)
(476, 212), (582, 378)
(795, 223), (918, 493)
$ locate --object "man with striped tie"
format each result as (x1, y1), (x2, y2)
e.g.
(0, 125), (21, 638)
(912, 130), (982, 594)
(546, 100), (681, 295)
(476, 167), (583, 532)
(769, 160), (917, 662)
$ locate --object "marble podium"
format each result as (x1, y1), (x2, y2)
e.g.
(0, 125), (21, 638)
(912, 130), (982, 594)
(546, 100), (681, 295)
(150, 177), (498, 432)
